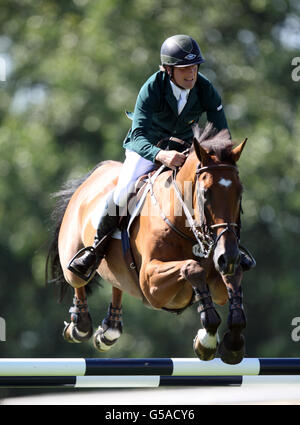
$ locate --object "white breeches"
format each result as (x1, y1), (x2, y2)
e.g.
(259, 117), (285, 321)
(113, 150), (156, 207)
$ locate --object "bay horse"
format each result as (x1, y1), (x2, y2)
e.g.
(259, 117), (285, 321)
(46, 124), (249, 364)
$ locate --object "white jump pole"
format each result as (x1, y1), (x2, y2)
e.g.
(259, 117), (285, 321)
(0, 358), (300, 377)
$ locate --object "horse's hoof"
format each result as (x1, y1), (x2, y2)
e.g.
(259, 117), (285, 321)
(62, 320), (93, 343)
(218, 331), (245, 365)
(193, 330), (218, 361)
(93, 326), (121, 352)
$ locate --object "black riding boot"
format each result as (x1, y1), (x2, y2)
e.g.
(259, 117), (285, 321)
(68, 191), (119, 281)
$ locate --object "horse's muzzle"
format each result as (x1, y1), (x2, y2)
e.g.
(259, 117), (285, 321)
(214, 245), (241, 276)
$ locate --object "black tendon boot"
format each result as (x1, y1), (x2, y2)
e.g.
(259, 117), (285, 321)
(240, 246), (256, 271)
(68, 191), (119, 281)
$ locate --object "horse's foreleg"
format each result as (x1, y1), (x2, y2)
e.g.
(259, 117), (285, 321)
(63, 286), (93, 343)
(181, 261), (221, 361)
(219, 267), (246, 364)
(93, 286), (123, 352)
(142, 259), (221, 361)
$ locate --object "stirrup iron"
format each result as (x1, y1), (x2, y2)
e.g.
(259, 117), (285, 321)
(67, 246), (97, 281)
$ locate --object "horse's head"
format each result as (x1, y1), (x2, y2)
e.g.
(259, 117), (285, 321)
(192, 124), (247, 276)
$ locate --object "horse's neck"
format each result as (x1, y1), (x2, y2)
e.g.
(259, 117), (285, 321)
(170, 156), (198, 226)
(175, 155), (197, 197)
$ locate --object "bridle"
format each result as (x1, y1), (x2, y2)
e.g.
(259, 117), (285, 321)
(196, 162), (241, 250)
(171, 162), (241, 258)
(148, 159), (242, 258)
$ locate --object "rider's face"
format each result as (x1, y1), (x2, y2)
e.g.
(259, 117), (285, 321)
(172, 65), (198, 90)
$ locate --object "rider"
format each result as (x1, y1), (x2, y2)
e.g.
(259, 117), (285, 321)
(68, 34), (254, 281)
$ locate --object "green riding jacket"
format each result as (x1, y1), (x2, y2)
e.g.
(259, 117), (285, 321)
(123, 70), (229, 163)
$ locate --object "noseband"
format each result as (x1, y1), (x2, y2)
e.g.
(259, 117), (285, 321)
(210, 222), (240, 248)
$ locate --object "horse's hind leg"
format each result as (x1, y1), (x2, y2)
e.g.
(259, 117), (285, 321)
(63, 286), (93, 343)
(93, 286), (123, 352)
(58, 227), (94, 343)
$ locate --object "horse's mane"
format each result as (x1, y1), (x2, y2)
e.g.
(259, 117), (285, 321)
(193, 123), (233, 162)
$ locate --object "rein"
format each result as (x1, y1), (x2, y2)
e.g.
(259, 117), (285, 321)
(149, 162), (241, 259)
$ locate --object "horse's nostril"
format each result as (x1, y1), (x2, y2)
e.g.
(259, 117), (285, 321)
(218, 254), (227, 271)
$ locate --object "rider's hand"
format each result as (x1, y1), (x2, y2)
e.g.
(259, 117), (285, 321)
(155, 150), (187, 169)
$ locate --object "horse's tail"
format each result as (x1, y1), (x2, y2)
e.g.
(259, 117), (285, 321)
(45, 162), (107, 301)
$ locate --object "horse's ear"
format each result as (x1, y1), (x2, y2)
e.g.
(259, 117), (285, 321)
(231, 138), (248, 162)
(193, 138), (210, 165)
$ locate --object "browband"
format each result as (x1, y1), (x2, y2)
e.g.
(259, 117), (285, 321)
(196, 164), (238, 175)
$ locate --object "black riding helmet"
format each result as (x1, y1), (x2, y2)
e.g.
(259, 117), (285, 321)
(160, 34), (205, 67)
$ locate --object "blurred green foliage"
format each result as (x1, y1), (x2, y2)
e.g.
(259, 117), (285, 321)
(1, 0), (300, 397)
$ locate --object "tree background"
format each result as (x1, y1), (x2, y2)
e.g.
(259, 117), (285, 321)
(1, 0), (300, 397)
